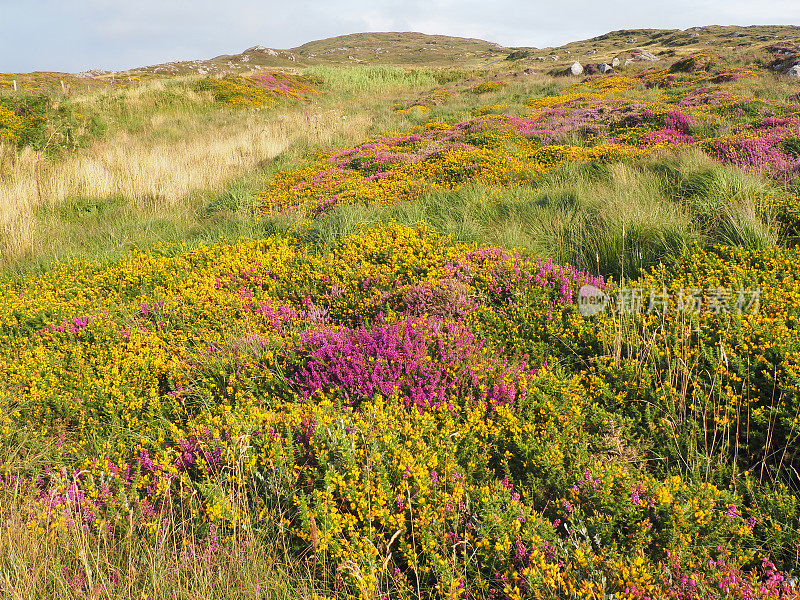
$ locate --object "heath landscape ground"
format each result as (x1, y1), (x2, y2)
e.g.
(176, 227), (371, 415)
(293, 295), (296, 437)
(1, 26), (800, 599)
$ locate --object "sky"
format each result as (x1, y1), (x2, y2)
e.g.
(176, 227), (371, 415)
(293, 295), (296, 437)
(2, 0), (799, 72)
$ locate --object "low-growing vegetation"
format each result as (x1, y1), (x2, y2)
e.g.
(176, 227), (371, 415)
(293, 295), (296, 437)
(1, 26), (800, 600)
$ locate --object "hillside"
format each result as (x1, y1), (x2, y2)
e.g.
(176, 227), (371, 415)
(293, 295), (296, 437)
(4, 26), (800, 86)
(291, 31), (512, 65)
(127, 25), (800, 76)
(2, 24), (800, 599)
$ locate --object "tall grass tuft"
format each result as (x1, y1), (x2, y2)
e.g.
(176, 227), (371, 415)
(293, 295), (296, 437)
(304, 65), (441, 95)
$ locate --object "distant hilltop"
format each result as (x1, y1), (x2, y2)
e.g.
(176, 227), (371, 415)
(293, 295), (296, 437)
(12, 25), (800, 79)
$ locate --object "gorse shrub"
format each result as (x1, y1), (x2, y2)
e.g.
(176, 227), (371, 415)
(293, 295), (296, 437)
(471, 80), (509, 94)
(0, 93), (107, 151)
(1, 223), (799, 597)
(194, 73), (319, 107)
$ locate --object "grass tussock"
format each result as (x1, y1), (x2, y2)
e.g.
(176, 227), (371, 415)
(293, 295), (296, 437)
(304, 65), (456, 95)
(293, 149), (779, 279)
(0, 102), (371, 266)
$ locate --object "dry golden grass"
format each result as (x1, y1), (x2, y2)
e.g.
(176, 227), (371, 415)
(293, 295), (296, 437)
(0, 432), (318, 599)
(0, 488), (319, 599)
(0, 99), (371, 265)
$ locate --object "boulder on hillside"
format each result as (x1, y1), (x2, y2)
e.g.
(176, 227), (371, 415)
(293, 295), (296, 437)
(569, 61), (584, 75)
(507, 50), (530, 60)
(599, 62), (614, 73)
(583, 63), (599, 75)
(788, 65), (800, 78)
(611, 57), (621, 67)
(636, 50), (659, 61)
(616, 49), (659, 65)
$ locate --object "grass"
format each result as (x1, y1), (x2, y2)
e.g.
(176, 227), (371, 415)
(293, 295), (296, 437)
(0, 68), (563, 270)
(305, 65), (443, 95)
(289, 149), (778, 279)
(0, 78), (381, 268)
(3, 33), (800, 598)
(0, 481), (319, 598)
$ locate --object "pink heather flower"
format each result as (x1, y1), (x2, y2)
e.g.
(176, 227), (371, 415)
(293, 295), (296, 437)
(663, 109), (696, 133)
(41, 314), (99, 336)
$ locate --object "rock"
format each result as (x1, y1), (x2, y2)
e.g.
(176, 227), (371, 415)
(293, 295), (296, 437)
(626, 37), (637, 44)
(599, 63), (614, 73)
(583, 63), (599, 75)
(76, 69), (106, 78)
(569, 61), (583, 75)
(523, 67), (535, 75)
(586, 49), (597, 55)
(637, 50), (658, 61)
(550, 55), (559, 61)
(535, 56), (545, 61)
(507, 50), (530, 60)
(611, 57), (621, 67)
(788, 65), (800, 78)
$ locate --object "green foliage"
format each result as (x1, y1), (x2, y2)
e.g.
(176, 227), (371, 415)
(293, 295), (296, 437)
(304, 65), (440, 94)
(780, 137), (800, 158)
(0, 93), (107, 151)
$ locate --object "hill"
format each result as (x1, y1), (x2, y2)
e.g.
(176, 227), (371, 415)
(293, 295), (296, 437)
(4, 26), (800, 85)
(3, 23), (800, 599)
(98, 25), (800, 80)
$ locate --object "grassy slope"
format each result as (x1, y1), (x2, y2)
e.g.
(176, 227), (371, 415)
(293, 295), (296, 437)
(2, 26), (800, 599)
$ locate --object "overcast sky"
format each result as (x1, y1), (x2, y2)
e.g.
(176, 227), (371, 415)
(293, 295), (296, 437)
(2, 0), (799, 72)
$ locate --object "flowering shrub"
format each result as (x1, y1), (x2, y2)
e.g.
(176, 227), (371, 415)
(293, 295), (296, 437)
(0, 105), (23, 143)
(257, 121), (642, 216)
(257, 66), (800, 219)
(195, 72), (319, 107)
(472, 80), (509, 94)
(1, 222), (798, 597)
(0, 95), (49, 148)
(5, 54), (800, 598)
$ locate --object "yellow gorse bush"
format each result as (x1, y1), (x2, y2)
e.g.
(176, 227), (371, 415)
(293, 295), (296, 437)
(1, 220), (797, 597)
(0, 104), (24, 143)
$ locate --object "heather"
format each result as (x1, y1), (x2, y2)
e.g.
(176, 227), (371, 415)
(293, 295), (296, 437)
(257, 69), (800, 227)
(1, 28), (800, 600)
(0, 222), (798, 598)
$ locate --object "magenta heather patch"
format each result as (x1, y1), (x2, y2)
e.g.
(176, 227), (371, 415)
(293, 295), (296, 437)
(39, 314), (99, 336)
(701, 136), (797, 176)
(663, 109), (696, 133)
(254, 300), (299, 334)
(290, 317), (531, 412)
(640, 127), (697, 147)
